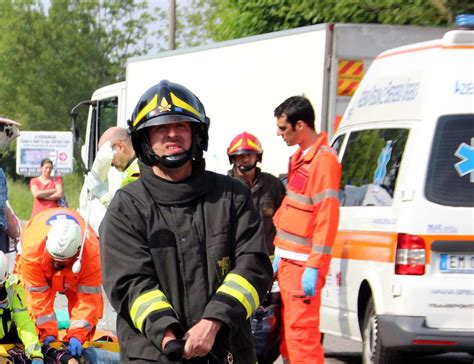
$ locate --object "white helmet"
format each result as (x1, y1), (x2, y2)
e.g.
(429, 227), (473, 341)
(0, 117), (20, 150)
(46, 219), (81, 260)
(0, 252), (8, 284)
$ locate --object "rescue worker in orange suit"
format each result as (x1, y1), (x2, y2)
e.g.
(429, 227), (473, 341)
(18, 208), (103, 357)
(272, 96), (341, 363)
(227, 132), (286, 255)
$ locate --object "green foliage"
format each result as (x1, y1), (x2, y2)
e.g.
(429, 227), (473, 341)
(177, 0), (215, 47)
(0, 0), (155, 214)
(198, 0), (474, 42)
(0, 0), (155, 135)
(7, 177), (31, 220)
(61, 171), (83, 212)
(0, 145), (22, 183)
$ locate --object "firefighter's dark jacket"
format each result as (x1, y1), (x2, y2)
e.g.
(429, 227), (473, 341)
(100, 161), (273, 362)
(228, 168), (285, 255)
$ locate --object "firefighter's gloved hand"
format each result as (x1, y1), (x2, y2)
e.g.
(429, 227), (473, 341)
(85, 172), (108, 199)
(67, 337), (82, 356)
(302, 267), (319, 296)
(90, 141), (114, 181)
(43, 335), (56, 346)
(272, 256), (281, 275)
(163, 339), (185, 361)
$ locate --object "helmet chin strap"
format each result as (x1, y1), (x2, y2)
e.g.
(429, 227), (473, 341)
(155, 148), (193, 169)
(72, 190), (92, 274)
(237, 162), (257, 173)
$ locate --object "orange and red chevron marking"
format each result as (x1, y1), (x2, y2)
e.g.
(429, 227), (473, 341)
(337, 60), (364, 96)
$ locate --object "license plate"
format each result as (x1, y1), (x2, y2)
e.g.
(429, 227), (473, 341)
(440, 254), (474, 273)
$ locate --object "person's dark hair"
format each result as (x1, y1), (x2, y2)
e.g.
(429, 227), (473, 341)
(40, 158), (53, 167)
(274, 96), (315, 130)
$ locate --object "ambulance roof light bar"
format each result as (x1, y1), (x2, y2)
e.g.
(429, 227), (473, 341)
(455, 14), (474, 30)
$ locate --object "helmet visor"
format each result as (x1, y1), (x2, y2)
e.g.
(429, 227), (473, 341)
(230, 149), (261, 156)
(136, 114), (201, 131)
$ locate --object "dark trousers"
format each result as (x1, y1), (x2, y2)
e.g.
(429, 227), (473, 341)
(0, 229), (15, 255)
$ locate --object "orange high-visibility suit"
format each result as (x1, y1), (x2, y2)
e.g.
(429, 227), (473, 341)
(18, 208), (103, 343)
(273, 132), (341, 363)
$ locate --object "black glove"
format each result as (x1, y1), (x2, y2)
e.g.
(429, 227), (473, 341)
(163, 339), (186, 361)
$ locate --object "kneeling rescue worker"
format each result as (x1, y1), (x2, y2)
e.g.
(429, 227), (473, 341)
(18, 208), (103, 357)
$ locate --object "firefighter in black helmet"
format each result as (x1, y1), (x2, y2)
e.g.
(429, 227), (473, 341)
(128, 80), (209, 169)
(101, 80), (272, 363)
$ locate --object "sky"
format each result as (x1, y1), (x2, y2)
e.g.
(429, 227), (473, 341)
(40, 0), (174, 52)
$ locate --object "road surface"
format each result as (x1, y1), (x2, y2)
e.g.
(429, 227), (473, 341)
(56, 293), (474, 363)
(274, 334), (474, 363)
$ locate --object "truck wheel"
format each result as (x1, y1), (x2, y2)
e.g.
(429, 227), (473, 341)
(362, 298), (403, 364)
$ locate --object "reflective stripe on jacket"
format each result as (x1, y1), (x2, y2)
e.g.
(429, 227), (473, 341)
(120, 158), (140, 188)
(18, 208), (103, 343)
(1, 274), (43, 359)
(273, 133), (341, 273)
(100, 161), (272, 362)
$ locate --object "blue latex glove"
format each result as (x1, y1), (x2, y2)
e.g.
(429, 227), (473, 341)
(67, 337), (82, 356)
(43, 335), (56, 346)
(31, 359), (44, 364)
(301, 267), (319, 296)
(272, 256), (281, 275)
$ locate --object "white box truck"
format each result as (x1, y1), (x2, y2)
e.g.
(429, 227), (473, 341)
(72, 23), (446, 231)
(73, 23), (447, 177)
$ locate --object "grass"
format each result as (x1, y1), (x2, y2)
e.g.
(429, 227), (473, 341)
(7, 172), (84, 221)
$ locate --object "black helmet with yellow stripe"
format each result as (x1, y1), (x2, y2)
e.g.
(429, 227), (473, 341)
(128, 80), (210, 168)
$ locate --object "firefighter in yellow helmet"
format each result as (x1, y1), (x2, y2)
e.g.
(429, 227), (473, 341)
(227, 132), (285, 255)
(100, 80), (272, 362)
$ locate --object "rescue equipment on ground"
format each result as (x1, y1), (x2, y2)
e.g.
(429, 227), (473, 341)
(250, 279), (281, 364)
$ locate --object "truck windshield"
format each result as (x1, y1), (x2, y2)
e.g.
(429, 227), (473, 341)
(98, 97), (118, 136)
(425, 114), (474, 207)
(88, 97), (118, 166)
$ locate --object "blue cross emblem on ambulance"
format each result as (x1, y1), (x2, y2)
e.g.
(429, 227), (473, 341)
(454, 138), (474, 183)
(373, 140), (392, 186)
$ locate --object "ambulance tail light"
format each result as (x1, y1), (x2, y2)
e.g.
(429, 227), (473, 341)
(395, 233), (426, 275)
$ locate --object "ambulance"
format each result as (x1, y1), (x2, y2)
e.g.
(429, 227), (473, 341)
(321, 15), (474, 363)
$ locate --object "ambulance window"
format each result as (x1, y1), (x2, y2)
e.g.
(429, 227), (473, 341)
(331, 134), (345, 157)
(425, 114), (474, 207)
(339, 128), (409, 207)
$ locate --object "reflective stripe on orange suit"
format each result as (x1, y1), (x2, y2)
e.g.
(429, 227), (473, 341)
(273, 133), (341, 363)
(18, 208), (103, 343)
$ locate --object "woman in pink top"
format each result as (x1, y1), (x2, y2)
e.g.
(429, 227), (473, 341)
(29, 158), (64, 218)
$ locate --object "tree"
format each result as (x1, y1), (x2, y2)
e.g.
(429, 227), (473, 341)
(148, 0), (209, 51)
(196, 0), (474, 42)
(0, 0), (155, 133)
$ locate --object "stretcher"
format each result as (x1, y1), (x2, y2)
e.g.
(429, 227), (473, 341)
(0, 330), (120, 363)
